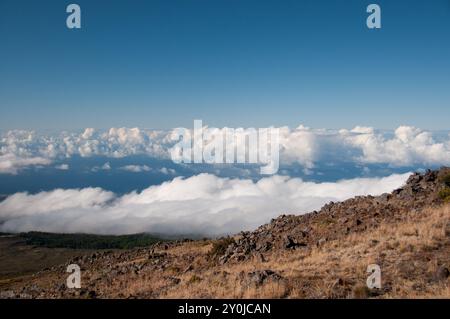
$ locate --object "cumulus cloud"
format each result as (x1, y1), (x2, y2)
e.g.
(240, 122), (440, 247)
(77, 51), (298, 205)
(55, 164), (69, 170)
(0, 154), (51, 174)
(120, 165), (151, 173)
(279, 125), (450, 168)
(160, 167), (176, 175)
(0, 173), (410, 236)
(339, 126), (450, 166)
(279, 125), (318, 168)
(91, 162), (111, 172)
(118, 165), (175, 174)
(1, 125), (449, 174)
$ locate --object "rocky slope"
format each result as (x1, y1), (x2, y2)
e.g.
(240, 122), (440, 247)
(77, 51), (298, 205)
(1, 168), (449, 299)
(219, 168), (450, 263)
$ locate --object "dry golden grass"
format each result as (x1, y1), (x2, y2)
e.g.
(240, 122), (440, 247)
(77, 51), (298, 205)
(156, 204), (450, 299)
(3, 205), (449, 299)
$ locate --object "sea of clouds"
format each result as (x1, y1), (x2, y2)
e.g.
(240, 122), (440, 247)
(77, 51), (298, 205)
(0, 124), (448, 236)
(1, 125), (449, 175)
(0, 172), (410, 236)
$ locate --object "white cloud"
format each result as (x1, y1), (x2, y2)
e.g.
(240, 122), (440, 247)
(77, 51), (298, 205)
(1, 125), (449, 174)
(55, 164), (69, 170)
(118, 165), (175, 174)
(120, 165), (151, 173)
(81, 128), (95, 139)
(91, 162), (111, 172)
(0, 172), (410, 236)
(277, 125), (318, 168)
(341, 126), (450, 166)
(0, 154), (51, 175)
(160, 167), (176, 175)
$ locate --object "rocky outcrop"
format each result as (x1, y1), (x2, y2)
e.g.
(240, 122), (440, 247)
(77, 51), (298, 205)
(217, 168), (450, 263)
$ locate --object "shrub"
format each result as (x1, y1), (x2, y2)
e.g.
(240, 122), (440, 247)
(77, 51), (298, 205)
(440, 173), (450, 188)
(208, 237), (234, 260)
(438, 188), (450, 203)
(188, 275), (202, 284)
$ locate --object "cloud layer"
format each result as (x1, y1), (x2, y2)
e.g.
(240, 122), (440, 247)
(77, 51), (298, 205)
(0, 153), (51, 174)
(1, 125), (449, 174)
(0, 172), (410, 236)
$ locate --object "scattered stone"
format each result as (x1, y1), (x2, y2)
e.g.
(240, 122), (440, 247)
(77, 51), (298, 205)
(333, 278), (344, 286)
(183, 265), (193, 273)
(434, 266), (449, 282)
(255, 253), (266, 263)
(445, 222), (450, 237)
(246, 270), (282, 286)
(166, 277), (181, 285)
(284, 236), (304, 249)
(0, 290), (16, 299)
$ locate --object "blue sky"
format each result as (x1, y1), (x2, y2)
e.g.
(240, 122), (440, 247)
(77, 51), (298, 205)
(1, 0), (449, 130)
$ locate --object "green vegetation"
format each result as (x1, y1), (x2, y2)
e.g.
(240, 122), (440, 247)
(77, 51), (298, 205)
(440, 172), (450, 188)
(188, 275), (202, 284)
(438, 188), (450, 203)
(19, 232), (163, 249)
(438, 172), (450, 203)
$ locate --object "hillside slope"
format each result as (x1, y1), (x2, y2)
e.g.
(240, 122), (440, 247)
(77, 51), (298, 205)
(1, 168), (449, 299)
